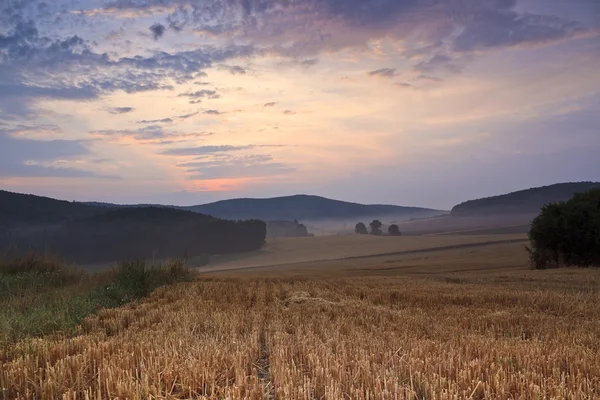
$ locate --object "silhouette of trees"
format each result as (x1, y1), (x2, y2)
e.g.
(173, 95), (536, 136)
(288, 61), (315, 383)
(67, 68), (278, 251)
(355, 222), (368, 235)
(388, 224), (401, 236)
(3, 207), (268, 264)
(369, 220), (383, 236)
(296, 223), (309, 237)
(527, 188), (600, 269)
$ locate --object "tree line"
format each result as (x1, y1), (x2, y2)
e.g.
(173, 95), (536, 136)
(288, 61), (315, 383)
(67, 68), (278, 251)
(527, 188), (600, 269)
(3, 207), (267, 264)
(355, 220), (401, 236)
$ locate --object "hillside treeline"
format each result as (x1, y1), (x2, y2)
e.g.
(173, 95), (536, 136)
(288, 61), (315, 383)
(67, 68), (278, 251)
(528, 188), (600, 269)
(0, 190), (103, 228)
(267, 220), (310, 238)
(1, 202), (267, 264)
(452, 182), (600, 216)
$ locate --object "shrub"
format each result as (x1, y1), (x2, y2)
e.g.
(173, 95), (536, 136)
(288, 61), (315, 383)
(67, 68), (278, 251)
(0, 251), (82, 286)
(369, 220), (383, 236)
(528, 188), (600, 269)
(355, 222), (368, 235)
(388, 224), (401, 236)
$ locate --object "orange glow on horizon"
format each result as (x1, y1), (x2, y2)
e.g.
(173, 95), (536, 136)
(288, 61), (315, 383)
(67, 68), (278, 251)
(184, 177), (257, 192)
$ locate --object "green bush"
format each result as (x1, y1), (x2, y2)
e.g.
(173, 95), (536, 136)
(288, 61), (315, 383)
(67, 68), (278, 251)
(527, 188), (600, 269)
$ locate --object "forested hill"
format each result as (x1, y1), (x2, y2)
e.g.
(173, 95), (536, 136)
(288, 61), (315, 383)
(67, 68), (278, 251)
(451, 182), (600, 216)
(0, 190), (266, 264)
(185, 194), (441, 221)
(38, 207), (266, 264)
(0, 190), (102, 227)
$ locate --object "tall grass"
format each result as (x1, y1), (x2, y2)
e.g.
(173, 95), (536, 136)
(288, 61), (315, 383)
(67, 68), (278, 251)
(0, 253), (193, 345)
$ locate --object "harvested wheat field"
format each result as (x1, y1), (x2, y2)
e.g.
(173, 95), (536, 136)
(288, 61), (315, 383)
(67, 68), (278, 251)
(1, 236), (600, 399)
(195, 233), (527, 272)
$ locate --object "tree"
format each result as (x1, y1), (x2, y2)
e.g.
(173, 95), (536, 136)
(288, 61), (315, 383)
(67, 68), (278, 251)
(369, 220), (382, 236)
(355, 222), (368, 235)
(528, 188), (600, 269)
(388, 224), (401, 236)
(295, 223), (309, 237)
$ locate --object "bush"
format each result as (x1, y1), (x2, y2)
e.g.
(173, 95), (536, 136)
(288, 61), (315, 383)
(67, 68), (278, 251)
(0, 251), (82, 286)
(355, 222), (368, 235)
(388, 224), (401, 236)
(527, 188), (600, 269)
(369, 220), (383, 236)
(102, 258), (192, 302)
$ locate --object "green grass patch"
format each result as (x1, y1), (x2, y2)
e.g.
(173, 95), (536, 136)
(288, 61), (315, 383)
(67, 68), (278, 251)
(0, 253), (193, 345)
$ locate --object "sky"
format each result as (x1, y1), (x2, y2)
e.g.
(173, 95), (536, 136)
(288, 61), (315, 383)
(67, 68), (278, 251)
(0, 0), (599, 210)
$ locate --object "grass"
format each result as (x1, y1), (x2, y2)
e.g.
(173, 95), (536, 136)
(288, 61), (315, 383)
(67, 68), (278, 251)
(0, 252), (192, 346)
(1, 237), (599, 399)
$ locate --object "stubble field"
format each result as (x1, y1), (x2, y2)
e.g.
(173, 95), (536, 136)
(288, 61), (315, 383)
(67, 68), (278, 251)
(1, 234), (599, 399)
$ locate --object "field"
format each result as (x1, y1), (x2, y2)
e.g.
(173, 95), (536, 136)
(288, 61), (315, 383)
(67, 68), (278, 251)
(2, 234), (600, 399)
(194, 233), (528, 272)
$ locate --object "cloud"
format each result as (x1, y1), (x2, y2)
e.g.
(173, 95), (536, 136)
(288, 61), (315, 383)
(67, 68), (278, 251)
(160, 145), (255, 156)
(85, 0), (593, 59)
(283, 110), (296, 115)
(368, 68), (397, 78)
(136, 112), (199, 124)
(418, 75), (443, 82)
(0, 18), (255, 116)
(160, 144), (284, 156)
(177, 153), (294, 180)
(178, 89), (221, 100)
(149, 23), (166, 40)
(140, 0), (592, 75)
(453, 10), (586, 52)
(137, 118), (174, 124)
(219, 65), (247, 75)
(178, 112), (199, 119)
(91, 126), (209, 142)
(107, 107), (135, 114)
(264, 102), (278, 107)
(300, 59), (319, 67)
(414, 54), (457, 73)
(203, 109), (223, 115)
(1, 1), (589, 121)
(0, 163), (119, 179)
(0, 130), (117, 179)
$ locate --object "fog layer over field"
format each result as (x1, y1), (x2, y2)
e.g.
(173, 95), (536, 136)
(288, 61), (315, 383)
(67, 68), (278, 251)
(302, 211), (447, 236)
(301, 212), (535, 236)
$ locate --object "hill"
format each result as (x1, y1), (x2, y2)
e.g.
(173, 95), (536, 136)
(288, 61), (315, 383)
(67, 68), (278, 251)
(0, 190), (102, 228)
(184, 195), (442, 221)
(0, 191), (266, 264)
(451, 182), (600, 216)
(37, 207), (266, 264)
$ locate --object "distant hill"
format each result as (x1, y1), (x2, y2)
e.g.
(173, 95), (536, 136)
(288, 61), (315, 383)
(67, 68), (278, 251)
(0, 191), (266, 264)
(184, 195), (442, 221)
(451, 182), (600, 216)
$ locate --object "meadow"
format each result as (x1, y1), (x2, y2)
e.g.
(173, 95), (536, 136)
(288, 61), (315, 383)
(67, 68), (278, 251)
(1, 235), (599, 399)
